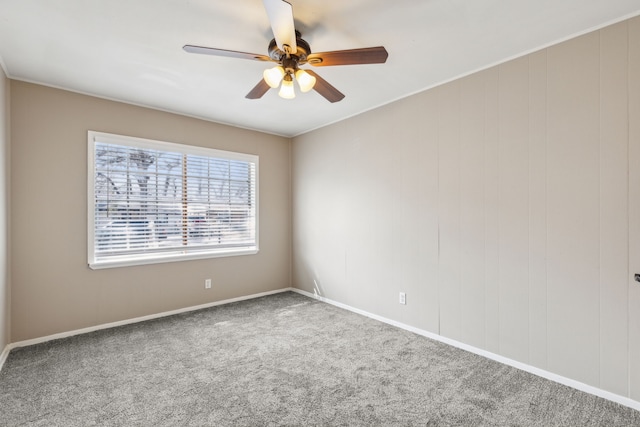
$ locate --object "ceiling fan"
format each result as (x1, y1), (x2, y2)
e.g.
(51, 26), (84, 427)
(183, 0), (388, 102)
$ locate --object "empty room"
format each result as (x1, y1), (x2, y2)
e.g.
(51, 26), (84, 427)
(1, 0), (640, 425)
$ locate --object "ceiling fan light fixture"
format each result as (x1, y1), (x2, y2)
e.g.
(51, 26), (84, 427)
(295, 69), (316, 93)
(263, 66), (285, 88)
(185, 0), (387, 103)
(279, 74), (296, 99)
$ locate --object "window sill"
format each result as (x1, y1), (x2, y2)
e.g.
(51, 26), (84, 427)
(89, 247), (258, 270)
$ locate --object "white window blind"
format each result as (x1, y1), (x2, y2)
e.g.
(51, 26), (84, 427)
(88, 131), (258, 269)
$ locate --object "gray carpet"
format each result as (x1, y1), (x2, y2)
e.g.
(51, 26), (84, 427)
(1, 292), (639, 426)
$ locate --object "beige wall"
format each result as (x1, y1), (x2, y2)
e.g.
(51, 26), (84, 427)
(292, 17), (640, 402)
(0, 66), (9, 351)
(10, 82), (291, 341)
(628, 14), (640, 405)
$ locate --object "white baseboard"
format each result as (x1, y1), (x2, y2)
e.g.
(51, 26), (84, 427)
(0, 344), (10, 372)
(291, 288), (640, 413)
(5, 287), (294, 354)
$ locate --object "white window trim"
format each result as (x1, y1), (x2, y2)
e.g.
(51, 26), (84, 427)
(88, 131), (259, 270)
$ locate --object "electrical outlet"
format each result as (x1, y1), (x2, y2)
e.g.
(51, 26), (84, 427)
(205, 279), (212, 289)
(399, 292), (406, 305)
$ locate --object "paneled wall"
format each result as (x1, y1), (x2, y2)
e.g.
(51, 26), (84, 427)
(292, 17), (640, 401)
(628, 15), (640, 403)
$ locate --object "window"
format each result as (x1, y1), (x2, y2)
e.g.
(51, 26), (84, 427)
(88, 131), (258, 269)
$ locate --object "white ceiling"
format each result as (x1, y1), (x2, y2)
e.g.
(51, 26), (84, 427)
(1, 1), (639, 137)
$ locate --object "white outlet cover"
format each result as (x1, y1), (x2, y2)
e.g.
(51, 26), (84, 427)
(399, 292), (406, 305)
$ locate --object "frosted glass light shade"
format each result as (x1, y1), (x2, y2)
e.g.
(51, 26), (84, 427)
(263, 66), (285, 88)
(295, 69), (316, 93)
(279, 77), (295, 99)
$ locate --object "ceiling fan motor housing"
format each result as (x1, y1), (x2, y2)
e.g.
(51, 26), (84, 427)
(268, 30), (313, 68)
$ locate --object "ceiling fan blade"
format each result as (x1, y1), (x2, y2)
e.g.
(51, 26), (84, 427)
(245, 79), (271, 99)
(263, 0), (297, 53)
(305, 70), (345, 103)
(307, 47), (389, 67)
(183, 45), (272, 62)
